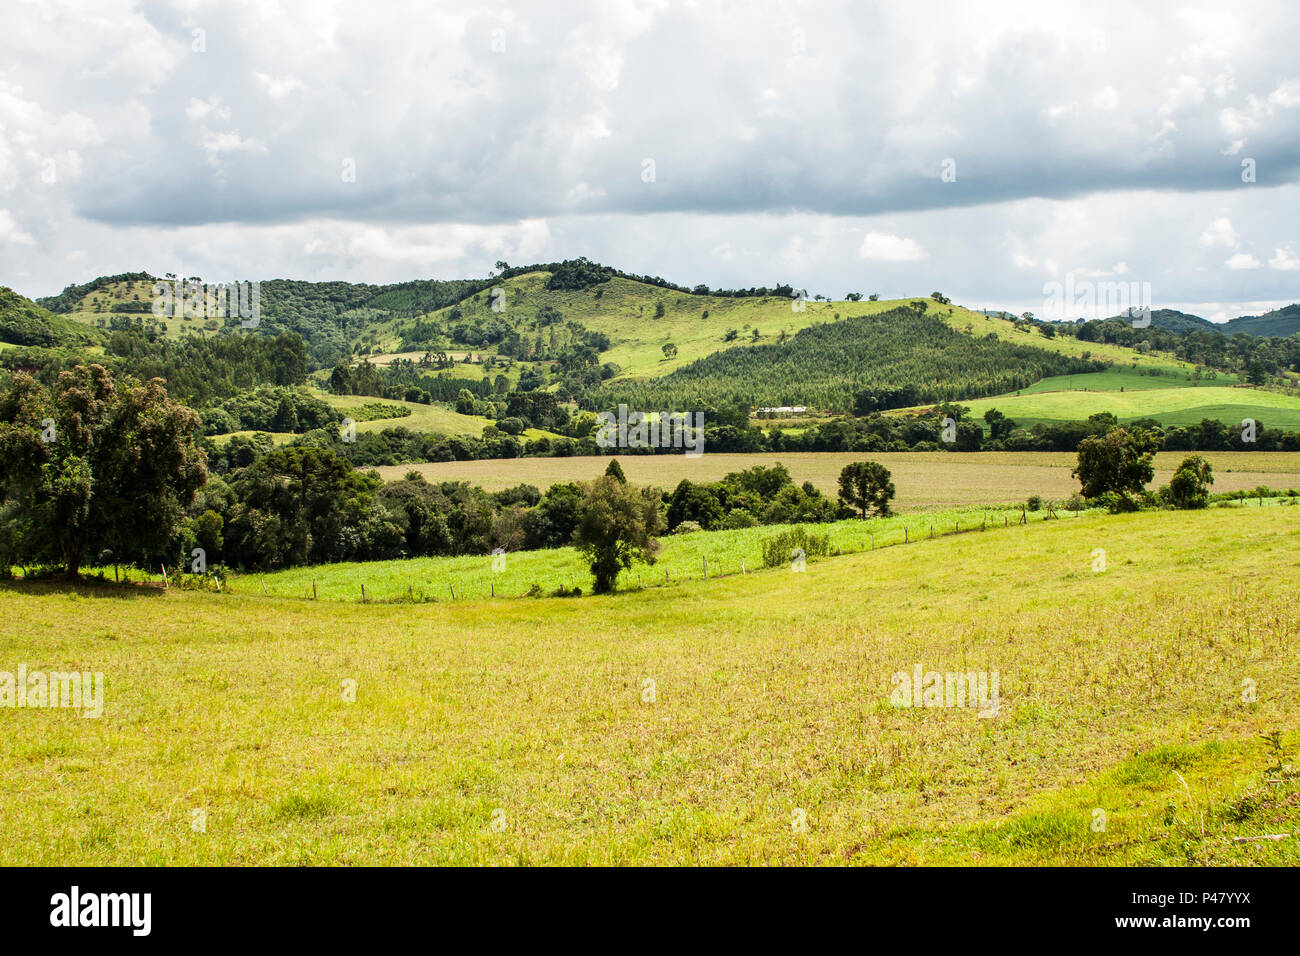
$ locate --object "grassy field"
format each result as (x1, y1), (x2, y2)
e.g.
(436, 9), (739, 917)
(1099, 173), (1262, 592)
(373, 451), (1300, 507)
(1016, 366), (1240, 393)
(2, 506), (1297, 864)
(243, 504), (1093, 602)
(320, 393), (492, 436)
(208, 390), (561, 445)
(950, 385), (1300, 431)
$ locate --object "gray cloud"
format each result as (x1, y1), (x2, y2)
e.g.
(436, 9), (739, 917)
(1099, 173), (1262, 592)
(1, 0), (1297, 316)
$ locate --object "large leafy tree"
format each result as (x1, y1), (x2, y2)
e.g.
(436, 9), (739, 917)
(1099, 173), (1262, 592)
(572, 475), (664, 593)
(1168, 455), (1213, 509)
(222, 446), (402, 568)
(838, 461), (895, 517)
(0, 365), (207, 577)
(1073, 426), (1159, 499)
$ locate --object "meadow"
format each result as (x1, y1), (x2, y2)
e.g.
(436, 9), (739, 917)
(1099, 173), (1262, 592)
(953, 384), (1300, 431)
(244, 504), (1090, 602)
(2, 506), (1296, 865)
(374, 451), (1300, 506)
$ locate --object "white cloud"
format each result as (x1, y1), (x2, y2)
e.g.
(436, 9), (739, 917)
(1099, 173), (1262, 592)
(1268, 246), (1300, 270)
(253, 73), (306, 99)
(859, 232), (926, 263)
(1225, 252), (1261, 269)
(0, 209), (35, 245)
(1199, 217), (1237, 247)
(185, 96), (230, 121)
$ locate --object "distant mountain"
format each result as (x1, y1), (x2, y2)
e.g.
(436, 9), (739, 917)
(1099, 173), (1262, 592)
(1104, 304), (1300, 337)
(1145, 309), (1220, 334)
(1225, 304), (1300, 337)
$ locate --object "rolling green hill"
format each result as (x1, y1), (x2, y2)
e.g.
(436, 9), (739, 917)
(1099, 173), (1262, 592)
(21, 262), (1300, 440)
(588, 306), (1102, 412)
(0, 286), (101, 349)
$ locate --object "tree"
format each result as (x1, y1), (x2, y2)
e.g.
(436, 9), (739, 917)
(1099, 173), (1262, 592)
(572, 476), (663, 593)
(983, 407), (1016, 440)
(837, 461), (895, 517)
(1168, 455), (1213, 509)
(654, 301), (666, 319)
(1072, 427), (1159, 499)
(604, 458), (627, 483)
(0, 365), (207, 577)
(661, 342), (678, 359)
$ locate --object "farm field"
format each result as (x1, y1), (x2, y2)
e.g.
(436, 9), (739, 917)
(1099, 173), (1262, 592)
(953, 385), (1300, 431)
(320, 393), (491, 436)
(372, 451), (1300, 508)
(244, 504), (1091, 601)
(2, 507), (1296, 865)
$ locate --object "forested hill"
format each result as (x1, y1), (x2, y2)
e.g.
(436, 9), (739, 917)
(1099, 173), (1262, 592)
(0, 286), (100, 348)
(590, 306), (1103, 413)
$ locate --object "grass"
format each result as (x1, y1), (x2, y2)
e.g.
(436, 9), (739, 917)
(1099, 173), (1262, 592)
(943, 384), (1300, 431)
(319, 392), (491, 436)
(240, 504), (1091, 602)
(208, 389), (561, 445)
(1, 506), (1297, 864)
(372, 451), (1300, 506)
(1015, 366), (1240, 394)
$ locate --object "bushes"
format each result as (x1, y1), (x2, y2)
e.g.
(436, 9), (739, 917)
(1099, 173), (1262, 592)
(1167, 455), (1213, 509)
(761, 527), (830, 569)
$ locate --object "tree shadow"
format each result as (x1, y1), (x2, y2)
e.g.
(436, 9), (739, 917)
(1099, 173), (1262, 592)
(0, 576), (168, 600)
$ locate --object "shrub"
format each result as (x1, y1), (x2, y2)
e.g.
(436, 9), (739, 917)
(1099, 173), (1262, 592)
(1167, 455), (1213, 509)
(1026, 494), (1042, 512)
(719, 509), (759, 530)
(761, 527), (830, 569)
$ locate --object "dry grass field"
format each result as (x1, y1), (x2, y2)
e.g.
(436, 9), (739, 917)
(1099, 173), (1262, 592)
(372, 451), (1300, 509)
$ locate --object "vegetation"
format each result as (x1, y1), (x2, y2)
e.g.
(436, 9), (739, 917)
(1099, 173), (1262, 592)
(1167, 455), (1214, 509)
(2, 507), (1296, 864)
(590, 307), (1100, 413)
(838, 461), (896, 517)
(1073, 427), (1160, 501)
(0, 366), (205, 577)
(572, 475), (663, 593)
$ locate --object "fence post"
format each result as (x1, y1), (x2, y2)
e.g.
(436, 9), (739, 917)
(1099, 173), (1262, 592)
(312, 580), (317, 600)
(360, 583), (366, 602)
(702, 556), (708, 579)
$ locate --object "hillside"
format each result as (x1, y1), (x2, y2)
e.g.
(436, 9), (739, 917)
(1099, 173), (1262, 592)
(0, 286), (100, 349)
(587, 306), (1103, 411)
(1229, 303), (1300, 337)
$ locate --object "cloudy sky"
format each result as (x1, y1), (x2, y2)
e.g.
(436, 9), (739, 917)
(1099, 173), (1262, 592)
(2, 0), (1298, 320)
